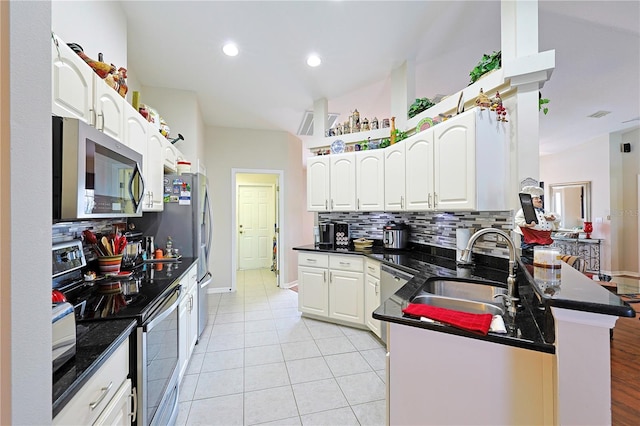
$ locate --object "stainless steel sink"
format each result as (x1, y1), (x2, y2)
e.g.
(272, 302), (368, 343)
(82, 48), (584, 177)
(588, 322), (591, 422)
(410, 293), (505, 316)
(422, 278), (507, 305)
(410, 277), (508, 316)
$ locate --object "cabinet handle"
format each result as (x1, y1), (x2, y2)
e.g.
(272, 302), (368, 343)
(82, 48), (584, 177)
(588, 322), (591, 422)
(375, 282), (379, 295)
(323, 271), (326, 282)
(129, 386), (138, 422)
(98, 112), (104, 131)
(401, 196), (404, 209)
(339, 262), (350, 266)
(329, 271), (332, 283)
(331, 199), (334, 209)
(89, 108), (96, 127)
(427, 193), (432, 209)
(306, 258), (317, 262)
(434, 192), (438, 208)
(325, 200), (328, 210)
(89, 381), (113, 410)
(357, 198), (360, 210)
(368, 266), (375, 272)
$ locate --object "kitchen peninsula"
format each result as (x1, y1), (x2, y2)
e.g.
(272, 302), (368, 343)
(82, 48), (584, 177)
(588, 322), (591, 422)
(294, 240), (635, 425)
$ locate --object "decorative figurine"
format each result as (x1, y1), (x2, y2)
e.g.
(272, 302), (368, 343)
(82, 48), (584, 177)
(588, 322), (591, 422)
(491, 91), (508, 122)
(371, 117), (379, 130)
(361, 117), (370, 131)
(475, 88), (491, 110)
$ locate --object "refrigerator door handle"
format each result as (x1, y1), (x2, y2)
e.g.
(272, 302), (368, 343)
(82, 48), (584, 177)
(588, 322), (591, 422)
(203, 183), (213, 261)
(199, 272), (212, 289)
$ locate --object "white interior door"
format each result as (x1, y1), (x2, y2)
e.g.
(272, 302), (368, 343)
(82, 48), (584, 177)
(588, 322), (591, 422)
(238, 185), (275, 270)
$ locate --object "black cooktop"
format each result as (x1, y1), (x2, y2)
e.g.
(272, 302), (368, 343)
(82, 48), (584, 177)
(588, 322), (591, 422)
(61, 259), (195, 324)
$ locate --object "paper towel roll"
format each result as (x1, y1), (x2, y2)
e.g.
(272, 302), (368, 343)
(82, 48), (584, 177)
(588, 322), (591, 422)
(456, 228), (471, 262)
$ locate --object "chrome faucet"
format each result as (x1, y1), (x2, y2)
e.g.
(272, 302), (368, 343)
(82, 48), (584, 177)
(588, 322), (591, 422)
(459, 228), (519, 315)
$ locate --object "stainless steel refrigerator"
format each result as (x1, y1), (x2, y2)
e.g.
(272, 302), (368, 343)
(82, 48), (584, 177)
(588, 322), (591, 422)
(131, 172), (212, 338)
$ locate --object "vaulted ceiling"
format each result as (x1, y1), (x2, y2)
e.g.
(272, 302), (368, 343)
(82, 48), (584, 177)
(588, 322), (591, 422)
(121, 1), (640, 156)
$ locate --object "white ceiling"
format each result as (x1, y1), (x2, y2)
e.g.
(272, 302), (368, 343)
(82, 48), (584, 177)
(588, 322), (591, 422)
(121, 1), (640, 156)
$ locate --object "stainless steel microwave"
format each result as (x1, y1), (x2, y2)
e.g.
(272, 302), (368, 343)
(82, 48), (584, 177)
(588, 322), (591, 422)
(53, 116), (145, 221)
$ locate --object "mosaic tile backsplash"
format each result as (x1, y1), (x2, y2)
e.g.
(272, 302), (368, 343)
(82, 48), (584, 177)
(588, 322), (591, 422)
(319, 211), (515, 258)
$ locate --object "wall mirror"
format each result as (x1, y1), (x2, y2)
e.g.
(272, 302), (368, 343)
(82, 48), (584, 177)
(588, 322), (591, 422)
(547, 181), (591, 230)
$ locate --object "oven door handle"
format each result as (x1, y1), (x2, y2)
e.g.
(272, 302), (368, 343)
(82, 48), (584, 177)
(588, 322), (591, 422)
(145, 286), (181, 331)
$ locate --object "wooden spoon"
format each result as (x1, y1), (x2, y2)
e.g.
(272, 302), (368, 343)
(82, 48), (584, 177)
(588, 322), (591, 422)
(101, 236), (113, 256)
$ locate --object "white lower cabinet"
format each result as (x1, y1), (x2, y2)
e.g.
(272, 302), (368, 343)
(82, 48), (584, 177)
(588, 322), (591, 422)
(178, 264), (199, 381)
(53, 338), (134, 426)
(92, 379), (134, 426)
(364, 259), (382, 338)
(298, 253), (364, 325)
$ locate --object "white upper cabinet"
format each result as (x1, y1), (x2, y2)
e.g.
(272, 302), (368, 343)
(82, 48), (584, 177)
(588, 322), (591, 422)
(307, 156), (331, 211)
(51, 35), (94, 123)
(405, 132), (435, 211)
(145, 130), (165, 211)
(164, 140), (179, 173)
(433, 109), (508, 211)
(355, 149), (384, 211)
(93, 78), (124, 141)
(384, 142), (406, 211)
(52, 34), (125, 141)
(329, 153), (356, 211)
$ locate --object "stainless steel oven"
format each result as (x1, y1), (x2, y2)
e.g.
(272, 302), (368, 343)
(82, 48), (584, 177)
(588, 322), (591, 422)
(137, 284), (181, 426)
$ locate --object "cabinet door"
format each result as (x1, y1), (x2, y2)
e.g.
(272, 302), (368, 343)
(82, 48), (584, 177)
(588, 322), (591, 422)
(51, 35), (94, 123)
(124, 105), (147, 154)
(433, 112), (476, 210)
(384, 142), (406, 211)
(145, 131), (165, 211)
(164, 141), (178, 173)
(93, 77), (124, 141)
(365, 274), (381, 338)
(405, 133), (435, 211)
(188, 281), (199, 352)
(92, 379), (133, 426)
(306, 156), (331, 211)
(329, 269), (364, 324)
(356, 150), (384, 211)
(178, 295), (189, 380)
(298, 266), (328, 316)
(330, 153), (356, 211)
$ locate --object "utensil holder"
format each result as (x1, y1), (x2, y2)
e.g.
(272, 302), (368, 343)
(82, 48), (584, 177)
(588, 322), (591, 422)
(98, 255), (123, 274)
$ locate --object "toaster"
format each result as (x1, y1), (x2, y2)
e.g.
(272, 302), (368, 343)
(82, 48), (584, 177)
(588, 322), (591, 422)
(52, 302), (76, 373)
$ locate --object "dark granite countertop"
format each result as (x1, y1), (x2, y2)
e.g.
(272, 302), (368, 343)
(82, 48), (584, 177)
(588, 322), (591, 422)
(52, 319), (136, 418)
(52, 257), (199, 418)
(294, 242), (636, 352)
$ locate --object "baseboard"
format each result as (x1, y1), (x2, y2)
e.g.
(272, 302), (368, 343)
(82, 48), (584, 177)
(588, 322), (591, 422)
(280, 279), (298, 289)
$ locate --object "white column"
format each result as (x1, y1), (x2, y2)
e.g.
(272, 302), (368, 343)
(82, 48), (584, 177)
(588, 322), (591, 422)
(313, 97), (328, 138)
(551, 307), (618, 425)
(390, 60), (415, 130)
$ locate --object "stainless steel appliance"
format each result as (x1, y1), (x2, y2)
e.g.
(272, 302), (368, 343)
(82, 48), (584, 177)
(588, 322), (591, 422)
(52, 302), (76, 373)
(334, 222), (350, 249)
(130, 173), (213, 338)
(317, 222), (335, 248)
(380, 264), (414, 344)
(52, 116), (145, 221)
(383, 221), (409, 249)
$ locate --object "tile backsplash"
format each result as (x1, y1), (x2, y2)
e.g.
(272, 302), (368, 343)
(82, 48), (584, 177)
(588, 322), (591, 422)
(318, 211), (515, 258)
(52, 218), (127, 261)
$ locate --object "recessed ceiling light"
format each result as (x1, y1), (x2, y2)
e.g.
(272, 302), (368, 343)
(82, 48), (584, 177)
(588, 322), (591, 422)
(307, 54), (321, 67)
(223, 43), (239, 57)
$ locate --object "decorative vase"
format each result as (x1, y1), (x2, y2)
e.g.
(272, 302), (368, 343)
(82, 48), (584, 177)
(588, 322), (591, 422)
(583, 221), (593, 239)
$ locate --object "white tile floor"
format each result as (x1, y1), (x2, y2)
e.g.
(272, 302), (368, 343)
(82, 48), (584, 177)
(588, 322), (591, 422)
(176, 269), (387, 426)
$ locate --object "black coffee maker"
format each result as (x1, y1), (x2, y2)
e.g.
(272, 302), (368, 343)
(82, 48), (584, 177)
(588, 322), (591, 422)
(317, 222), (335, 248)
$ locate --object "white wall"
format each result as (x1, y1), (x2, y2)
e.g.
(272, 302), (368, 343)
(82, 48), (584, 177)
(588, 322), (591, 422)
(541, 134), (612, 272)
(139, 86), (205, 166)
(52, 1), (127, 73)
(7, 1), (52, 423)
(205, 127), (313, 289)
(541, 128), (640, 276)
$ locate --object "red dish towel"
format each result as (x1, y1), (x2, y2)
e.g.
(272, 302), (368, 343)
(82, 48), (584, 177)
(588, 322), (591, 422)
(402, 303), (493, 335)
